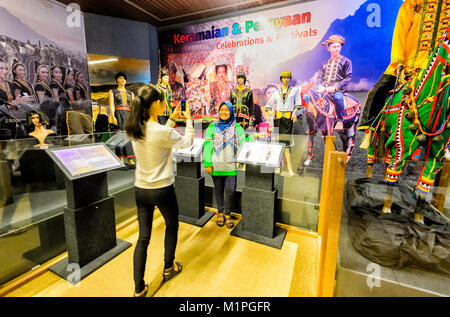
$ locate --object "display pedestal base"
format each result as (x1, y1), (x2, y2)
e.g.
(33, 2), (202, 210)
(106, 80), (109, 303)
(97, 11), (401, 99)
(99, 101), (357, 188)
(175, 160), (212, 227)
(179, 211), (215, 227)
(230, 164), (286, 249)
(23, 215), (66, 264)
(50, 239), (130, 284)
(48, 172), (131, 283)
(231, 222), (287, 249)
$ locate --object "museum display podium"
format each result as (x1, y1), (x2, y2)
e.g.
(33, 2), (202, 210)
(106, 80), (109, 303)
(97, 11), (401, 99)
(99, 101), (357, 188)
(231, 141), (287, 249)
(174, 139), (214, 227)
(46, 143), (131, 284)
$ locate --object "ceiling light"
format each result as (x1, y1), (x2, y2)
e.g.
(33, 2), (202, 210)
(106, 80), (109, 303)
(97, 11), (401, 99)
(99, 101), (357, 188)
(88, 58), (119, 65)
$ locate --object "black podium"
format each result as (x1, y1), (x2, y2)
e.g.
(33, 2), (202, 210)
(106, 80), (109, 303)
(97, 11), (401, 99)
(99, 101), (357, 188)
(231, 142), (287, 249)
(46, 143), (131, 284)
(174, 139), (214, 227)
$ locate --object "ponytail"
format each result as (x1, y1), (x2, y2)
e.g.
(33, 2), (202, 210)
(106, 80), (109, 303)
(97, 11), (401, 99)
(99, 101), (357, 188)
(125, 84), (163, 140)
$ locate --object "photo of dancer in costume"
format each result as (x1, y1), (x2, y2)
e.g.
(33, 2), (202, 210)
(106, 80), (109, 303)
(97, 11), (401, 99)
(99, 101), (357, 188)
(11, 60), (36, 104)
(210, 64), (233, 116)
(74, 71), (88, 101)
(167, 63), (186, 104)
(34, 63), (53, 104)
(302, 35), (360, 166)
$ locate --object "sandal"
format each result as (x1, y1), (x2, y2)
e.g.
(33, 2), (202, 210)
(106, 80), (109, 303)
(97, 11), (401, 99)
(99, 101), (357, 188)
(216, 213), (225, 227)
(133, 284), (148, 297)
(225, 215), (234, 229)
(163, 261), (183, 282)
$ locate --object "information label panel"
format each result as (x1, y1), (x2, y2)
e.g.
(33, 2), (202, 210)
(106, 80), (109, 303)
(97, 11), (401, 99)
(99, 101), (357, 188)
(47, 143), (124, 180)
(172, 138), (205, 158)
(236, 141), (285, 168)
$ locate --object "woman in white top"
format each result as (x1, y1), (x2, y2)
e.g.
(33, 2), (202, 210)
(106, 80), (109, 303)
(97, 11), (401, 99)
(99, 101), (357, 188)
(125, 84), (193, 297)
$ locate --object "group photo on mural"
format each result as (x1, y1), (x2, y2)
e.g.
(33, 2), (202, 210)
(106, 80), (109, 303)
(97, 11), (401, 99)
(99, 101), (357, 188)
(0, 1), (91, 141)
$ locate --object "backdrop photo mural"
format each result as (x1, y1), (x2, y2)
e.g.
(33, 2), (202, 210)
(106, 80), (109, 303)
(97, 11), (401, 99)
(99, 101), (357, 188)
(0, 0), (91, 140)
(159, 0), (404, 162)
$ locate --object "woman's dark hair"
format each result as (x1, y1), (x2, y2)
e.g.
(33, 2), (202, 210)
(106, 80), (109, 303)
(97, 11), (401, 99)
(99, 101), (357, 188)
(125, 84), (164, 140)
(95, 114), (109, 132)
(27, 110), (49, 126)
(27, 110), (43, 126)
(115, 72), (127, 82)
(215, 64), (227, 74)
(236, 72), (246, 84)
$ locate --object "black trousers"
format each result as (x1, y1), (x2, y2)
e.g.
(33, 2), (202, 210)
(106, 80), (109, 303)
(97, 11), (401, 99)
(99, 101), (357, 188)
(212, 175), (237, 215)
(115, 110), (130, 130)
(133, 185), (179, 293)
(358, 74), (397, 130)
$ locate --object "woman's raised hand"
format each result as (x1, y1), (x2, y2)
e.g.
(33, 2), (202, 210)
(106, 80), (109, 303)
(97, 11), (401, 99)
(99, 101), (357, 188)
(182, 101), (191, 121)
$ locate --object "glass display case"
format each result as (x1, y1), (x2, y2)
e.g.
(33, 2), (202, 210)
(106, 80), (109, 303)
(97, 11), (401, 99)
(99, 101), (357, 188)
(0, 132), (136, 287)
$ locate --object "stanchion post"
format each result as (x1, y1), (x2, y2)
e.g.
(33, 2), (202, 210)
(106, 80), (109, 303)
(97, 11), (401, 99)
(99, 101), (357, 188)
(317, 141), (346, 297)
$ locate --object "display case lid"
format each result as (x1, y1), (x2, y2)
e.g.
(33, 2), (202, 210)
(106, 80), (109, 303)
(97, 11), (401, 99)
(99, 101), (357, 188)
(236, 141), (285, 168)
(46, 142), (124, 180)
(172, 138), (205, 158)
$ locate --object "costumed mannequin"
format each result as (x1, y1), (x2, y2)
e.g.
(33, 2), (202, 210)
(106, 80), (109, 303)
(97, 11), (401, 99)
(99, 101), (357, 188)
(157, 69), (174, 121)
(229, 72), (254, 131)
(74, 71), (88, 101)
(11, 60), (36, 104)
(358, 0), (450, 139)
(34, 63), (53, 104)
(28, 110), (54, 147)
(204, 101), (246, 229)
(109, 72), (134, 129)
(108, 72), (135, 166)
(365, 27), (450, 224)
(265, 71), (302, 176)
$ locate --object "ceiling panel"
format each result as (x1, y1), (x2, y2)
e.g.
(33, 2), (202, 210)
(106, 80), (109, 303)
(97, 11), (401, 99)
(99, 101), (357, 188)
(55, 0), (290, 28)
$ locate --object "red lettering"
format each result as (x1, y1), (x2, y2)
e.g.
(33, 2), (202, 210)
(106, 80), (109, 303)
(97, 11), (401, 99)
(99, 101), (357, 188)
(180, 35), (185, 43)
(174, 34), (180, 44)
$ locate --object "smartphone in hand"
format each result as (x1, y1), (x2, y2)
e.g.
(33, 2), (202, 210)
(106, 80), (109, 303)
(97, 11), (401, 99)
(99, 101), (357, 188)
(180, 99), (186, 112)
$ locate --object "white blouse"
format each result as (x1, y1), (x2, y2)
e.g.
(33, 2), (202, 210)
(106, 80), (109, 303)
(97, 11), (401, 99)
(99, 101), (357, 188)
(265, 86), (302, 112)
(132, 119), (194, 189)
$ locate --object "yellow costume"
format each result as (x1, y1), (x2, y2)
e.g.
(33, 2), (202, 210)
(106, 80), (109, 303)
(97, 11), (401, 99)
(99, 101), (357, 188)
(359, 0), (449, 131)
(386, 0), (450, 75)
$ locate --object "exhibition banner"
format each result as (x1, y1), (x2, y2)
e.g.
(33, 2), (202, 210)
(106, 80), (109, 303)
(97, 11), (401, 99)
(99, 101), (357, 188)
(0, 0), (91, 139)
(159, 0), (403, 118)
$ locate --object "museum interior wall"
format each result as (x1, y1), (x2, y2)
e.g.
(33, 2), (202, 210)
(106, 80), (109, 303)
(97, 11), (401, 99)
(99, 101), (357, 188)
(0, 0), (449, 297)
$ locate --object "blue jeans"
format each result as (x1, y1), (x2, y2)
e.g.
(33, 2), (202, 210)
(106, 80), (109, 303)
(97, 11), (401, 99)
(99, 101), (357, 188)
(332, 92), (346, 121)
